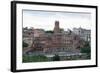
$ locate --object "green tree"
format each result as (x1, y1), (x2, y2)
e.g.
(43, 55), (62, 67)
(45, 31), (54, 33)
(52, 54), (60, 61)
(80, 41), (91, 59)
(80, 41), (90, 54)
(23, 41), (28, 47)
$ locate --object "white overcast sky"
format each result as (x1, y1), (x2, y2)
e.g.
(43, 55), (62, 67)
(23, 10), (91, 31)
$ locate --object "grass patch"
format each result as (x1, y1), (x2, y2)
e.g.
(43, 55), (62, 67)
(23, 55), (48, 63)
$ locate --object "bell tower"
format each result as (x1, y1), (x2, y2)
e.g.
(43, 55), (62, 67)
(54, 21), (60, 33)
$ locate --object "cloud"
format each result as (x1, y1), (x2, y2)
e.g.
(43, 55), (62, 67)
(23, 10), (91, 30)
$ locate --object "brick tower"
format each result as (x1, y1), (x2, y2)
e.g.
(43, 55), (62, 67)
(54, 21), (60, 33)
